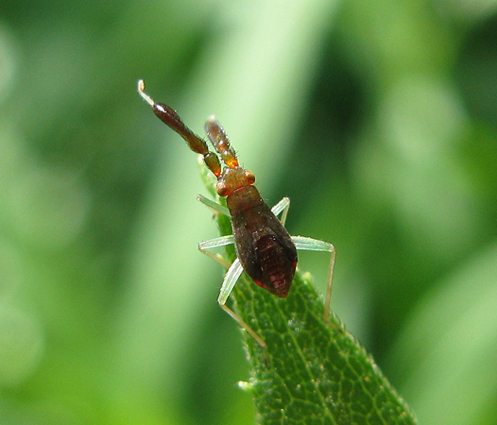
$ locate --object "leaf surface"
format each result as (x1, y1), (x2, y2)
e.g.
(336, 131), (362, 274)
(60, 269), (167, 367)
(204, 171), (417, 424)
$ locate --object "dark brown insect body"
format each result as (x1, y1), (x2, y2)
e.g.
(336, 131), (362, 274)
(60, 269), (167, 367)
(227, 185), (297, 298)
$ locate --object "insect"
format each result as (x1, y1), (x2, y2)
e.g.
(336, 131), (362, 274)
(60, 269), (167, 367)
(138, 80), (336, 348)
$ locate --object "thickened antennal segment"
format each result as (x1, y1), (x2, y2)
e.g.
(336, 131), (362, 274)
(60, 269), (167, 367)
(138, 80), (222, 177)
(205, 117), (239, 169)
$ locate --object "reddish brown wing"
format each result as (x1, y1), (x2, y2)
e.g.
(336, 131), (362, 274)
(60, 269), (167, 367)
(229, 193), (297, 298)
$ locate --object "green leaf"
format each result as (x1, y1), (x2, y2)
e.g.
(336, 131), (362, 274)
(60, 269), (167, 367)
(234, 273), (416, 424)
(202, 169), (417, 424)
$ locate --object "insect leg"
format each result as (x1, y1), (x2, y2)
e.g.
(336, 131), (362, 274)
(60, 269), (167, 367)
(271, 197), (290, 225)
(198, 196), (268, 350)
(217, 258), (243, 304)
(218, 259), (267, 348)
(198, 235), (235, 268)
(197, 198), (267, 349)
(291, 236), (336, 324)
(197, 194), (230, 217)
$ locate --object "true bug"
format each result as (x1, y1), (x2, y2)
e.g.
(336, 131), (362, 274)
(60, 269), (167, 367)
(138, 80), (336, 348)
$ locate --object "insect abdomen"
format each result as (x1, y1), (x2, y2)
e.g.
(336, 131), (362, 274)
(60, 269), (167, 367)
(227, 185), (297, 298)
(252, 234), (297, 297)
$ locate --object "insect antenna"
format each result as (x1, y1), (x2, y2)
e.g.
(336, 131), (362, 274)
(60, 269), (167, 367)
(138, 79), (222, 178)
(205, 117), (239, 169)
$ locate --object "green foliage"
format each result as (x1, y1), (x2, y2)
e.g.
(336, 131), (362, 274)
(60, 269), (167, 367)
(211, 188), (416, 424)
(236, 274), (416, 424)
(1, 0), (497, 424)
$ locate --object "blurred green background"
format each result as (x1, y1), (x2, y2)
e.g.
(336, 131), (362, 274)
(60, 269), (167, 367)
(1, 0), (497, 424)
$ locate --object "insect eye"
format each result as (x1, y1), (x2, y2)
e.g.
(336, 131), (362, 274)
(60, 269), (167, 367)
(216, 182), (229, 197)
(245, 170), (255, 184)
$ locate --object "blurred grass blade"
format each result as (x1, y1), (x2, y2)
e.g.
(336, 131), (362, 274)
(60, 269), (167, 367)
(387, 241), (497, 425)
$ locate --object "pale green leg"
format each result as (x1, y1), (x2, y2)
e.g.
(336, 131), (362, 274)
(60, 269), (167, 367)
(292, 236), (336, 323)
(196, 194), (229, 217)
(198, 235), (234, 269)
(270, 196), (290, 224)
(197, 195), (266, 348)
